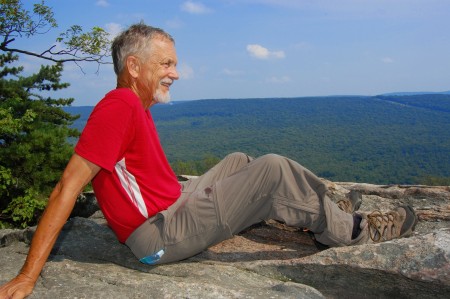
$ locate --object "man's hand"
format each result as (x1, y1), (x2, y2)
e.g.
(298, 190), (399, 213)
(0, 273), (35, 299)
(0, 154), (100, 299)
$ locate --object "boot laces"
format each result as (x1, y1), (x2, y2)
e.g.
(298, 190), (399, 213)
(367, 210), (402, 242)
(337, 199), (352, 214)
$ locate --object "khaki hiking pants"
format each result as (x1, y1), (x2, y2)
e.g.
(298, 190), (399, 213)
(126, 152), (354, 264)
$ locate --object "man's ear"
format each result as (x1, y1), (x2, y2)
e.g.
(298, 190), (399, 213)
(126, 56), (141, 78)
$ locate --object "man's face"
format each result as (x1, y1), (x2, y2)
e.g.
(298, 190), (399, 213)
(139, 37), (179, 105)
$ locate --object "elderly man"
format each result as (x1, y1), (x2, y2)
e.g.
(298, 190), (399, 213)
(0, 23), (417, 299)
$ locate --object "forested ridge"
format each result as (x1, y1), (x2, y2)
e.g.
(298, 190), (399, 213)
(66, 94), (450, 185)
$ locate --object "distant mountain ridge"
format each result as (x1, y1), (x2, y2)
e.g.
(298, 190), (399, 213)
(379, 90), (450, 96)
(67, 91), (450, 109)
(64, 93), (450, 184)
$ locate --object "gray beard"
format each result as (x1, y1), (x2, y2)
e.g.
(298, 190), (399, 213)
(154, 89), (171, 104)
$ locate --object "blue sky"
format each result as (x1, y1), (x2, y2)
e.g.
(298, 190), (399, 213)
(18, 0), (450, 106)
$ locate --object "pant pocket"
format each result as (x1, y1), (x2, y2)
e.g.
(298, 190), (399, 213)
(125, 214), (165, 260)
(163, 189), (218, 246)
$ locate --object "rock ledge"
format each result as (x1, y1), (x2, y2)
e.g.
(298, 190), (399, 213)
(1, 182), (449, 298)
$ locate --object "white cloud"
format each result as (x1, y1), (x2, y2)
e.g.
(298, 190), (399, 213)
(246, 44), (285, 59)
(96, 0), (109, 7)
(247, 44), (269, 59)
(381, 57), (394, 63)
(181, 1), (213, 14)
(105, 23), (123, 40)
(271, 50), (285, 59)
(179, 63), (194, 80)
(267, 76), (291, 83)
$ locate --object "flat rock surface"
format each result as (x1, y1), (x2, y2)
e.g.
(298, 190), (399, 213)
(1, 182), (449, 298)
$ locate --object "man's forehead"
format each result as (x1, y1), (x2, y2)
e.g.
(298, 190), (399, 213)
(152, 34), (175, 46)
(151, 37), (175, 51)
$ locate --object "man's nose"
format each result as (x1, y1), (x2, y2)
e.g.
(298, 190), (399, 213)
(170, 66), (179, 80)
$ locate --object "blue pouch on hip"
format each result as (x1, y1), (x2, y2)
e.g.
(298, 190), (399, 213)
(139, 249), (165, 265)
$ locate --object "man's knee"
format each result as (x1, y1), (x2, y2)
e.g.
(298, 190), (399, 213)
(259, 153), (285, 166)
(226, 152), (252, 163)
(252, 154), (288, 177)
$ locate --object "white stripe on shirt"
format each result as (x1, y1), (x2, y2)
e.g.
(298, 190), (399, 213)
(115, 158), (148, 218)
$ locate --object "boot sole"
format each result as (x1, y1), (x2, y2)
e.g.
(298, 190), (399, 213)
(398, 205), (418, 238)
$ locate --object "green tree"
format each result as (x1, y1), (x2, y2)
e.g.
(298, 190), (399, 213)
(171, 154), (221, 176)
(0, 0), (111, 228)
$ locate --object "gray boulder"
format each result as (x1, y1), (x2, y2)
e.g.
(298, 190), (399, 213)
(1, 182), (449, 298)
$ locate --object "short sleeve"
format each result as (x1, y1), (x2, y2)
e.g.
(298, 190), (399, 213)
(75, 90), (135, 172)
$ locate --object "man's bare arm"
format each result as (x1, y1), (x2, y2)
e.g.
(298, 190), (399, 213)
(0, 154), (101, 299)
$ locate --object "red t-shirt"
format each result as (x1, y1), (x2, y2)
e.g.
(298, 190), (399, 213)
(75, 88), (181, 243)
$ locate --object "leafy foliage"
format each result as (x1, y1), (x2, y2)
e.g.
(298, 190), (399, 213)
(0, 52), (79, 227)
(2, 189), (46, 228)
(172, 154), (221, 176)
(0, 0), (110, 67)
(0, 0), (112, 228)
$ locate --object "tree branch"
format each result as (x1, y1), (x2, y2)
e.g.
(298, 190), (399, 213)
(2, 46), (111, 64)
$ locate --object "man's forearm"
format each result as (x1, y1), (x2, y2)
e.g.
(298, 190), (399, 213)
(19, 182), (78, 282)
(0, 154), (100, 298)
(18, 153), (101, 283)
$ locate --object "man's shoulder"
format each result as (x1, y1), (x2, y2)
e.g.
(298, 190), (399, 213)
(96, 88), (141, 111)
(105, 88), (139, 103)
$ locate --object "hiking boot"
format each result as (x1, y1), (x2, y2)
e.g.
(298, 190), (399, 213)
(365, 205), (418, 242)
(336, 190), (362, 214)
